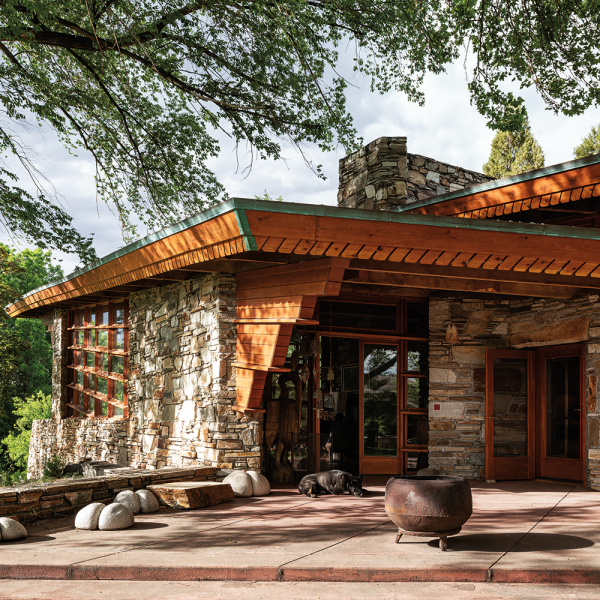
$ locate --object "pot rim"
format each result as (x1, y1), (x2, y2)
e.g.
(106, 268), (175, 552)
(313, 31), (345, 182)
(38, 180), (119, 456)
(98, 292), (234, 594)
(387, 475), (468, 483)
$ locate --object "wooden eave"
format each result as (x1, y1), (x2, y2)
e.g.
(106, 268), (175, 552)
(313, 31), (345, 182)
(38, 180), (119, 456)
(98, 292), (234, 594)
(403, 153), (600, 219)
(8, 197), (600, 319)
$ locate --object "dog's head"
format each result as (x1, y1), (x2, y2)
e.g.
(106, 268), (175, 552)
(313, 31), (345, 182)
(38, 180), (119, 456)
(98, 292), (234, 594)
(348, 474), (364, 497)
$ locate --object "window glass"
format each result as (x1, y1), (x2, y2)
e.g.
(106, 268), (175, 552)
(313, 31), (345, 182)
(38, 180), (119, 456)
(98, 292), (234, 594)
(407, 302), (429, 337)
(76, 371), (84, 387)
(76, 310), (84, 327)
(101, 401), (109, 416)
(111, 356), (124, 375)
(97, 377), (108, 395)
(76, 330), (85, 345)
(114, 303), (125, 325)
(78, 351), (85, 367)
(100, 305), (109, 325)
(115, 380), (124, 402)
(100, 352), (109, 372)
(115, 406), (123, 417)
(407, 341), (428, 373)
(406, 377), (429, 409)
(88, 329), (96, 347)
(320, 301), (396, 332)
(87, 373), (95, 391)
(85, 352), (95, 368)
(89, 309), (96, 327)
(79, 393), (85, 407)
(114, 329), (125, 350)
(97, 330), (108, 347)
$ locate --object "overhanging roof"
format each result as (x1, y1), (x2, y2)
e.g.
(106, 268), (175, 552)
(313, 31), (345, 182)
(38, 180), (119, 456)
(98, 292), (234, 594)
(403, 153), (600, 219)
(8, 197), (600, 319)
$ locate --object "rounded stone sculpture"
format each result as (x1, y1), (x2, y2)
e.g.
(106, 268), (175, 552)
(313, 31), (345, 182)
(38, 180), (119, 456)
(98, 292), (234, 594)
(247, 471), (270, 496)
(98, 503), (135, 531)
(75, 503), (106, 531)
(0, 517), (27, 541)
(114, 490), (141, 514)
(223, 471), (253, 498)
(136, 489), (159, 513)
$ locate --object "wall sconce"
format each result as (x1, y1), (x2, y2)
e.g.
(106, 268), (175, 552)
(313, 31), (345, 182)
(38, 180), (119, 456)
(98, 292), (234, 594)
(444, 324), (459, 345)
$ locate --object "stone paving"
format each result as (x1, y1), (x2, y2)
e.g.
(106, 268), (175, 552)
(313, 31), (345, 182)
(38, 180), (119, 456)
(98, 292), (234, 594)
(0, 479), (598, 589)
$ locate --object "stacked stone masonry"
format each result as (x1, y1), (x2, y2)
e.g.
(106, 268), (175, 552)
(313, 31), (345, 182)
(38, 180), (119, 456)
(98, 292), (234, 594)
(337, 136), (493, 211)
(429, 294), (600, 490)
(28, 273), (263, 480)
(0, 466), (216, 524)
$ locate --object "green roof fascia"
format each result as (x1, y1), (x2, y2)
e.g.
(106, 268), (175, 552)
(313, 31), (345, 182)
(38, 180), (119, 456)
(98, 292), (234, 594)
(399, 152), (600, 213)
(15, 196), (600, 304)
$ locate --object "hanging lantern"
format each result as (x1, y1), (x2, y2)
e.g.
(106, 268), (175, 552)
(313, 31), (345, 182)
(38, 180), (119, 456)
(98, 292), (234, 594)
(290, 349), (299, 371)
(310, 339), (322, 355)
(300, 364), (310, 383)
(327, 366), (335, 381)
(300, 336), (310, 357)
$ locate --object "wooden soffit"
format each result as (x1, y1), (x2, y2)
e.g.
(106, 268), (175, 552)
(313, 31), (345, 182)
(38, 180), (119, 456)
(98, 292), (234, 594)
(403, 154), (600, 219)
(9, 196), (600, 318)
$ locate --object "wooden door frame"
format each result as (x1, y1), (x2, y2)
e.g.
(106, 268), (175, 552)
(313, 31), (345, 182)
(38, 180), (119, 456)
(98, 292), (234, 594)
(536, 343), (585, 482)
(485, 349), (536, 481)
(359, 339), (402, 475)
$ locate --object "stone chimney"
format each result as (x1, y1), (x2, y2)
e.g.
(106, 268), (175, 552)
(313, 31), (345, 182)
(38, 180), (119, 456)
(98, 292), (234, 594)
(337, 137), (407, 211)
(337, 136), (494, 211)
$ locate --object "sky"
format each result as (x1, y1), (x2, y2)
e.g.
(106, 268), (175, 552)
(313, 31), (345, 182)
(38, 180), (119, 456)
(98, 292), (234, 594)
(3, 58), (600, 276)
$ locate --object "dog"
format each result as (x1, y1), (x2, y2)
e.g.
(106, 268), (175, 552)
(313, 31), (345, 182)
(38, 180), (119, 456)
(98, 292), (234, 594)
(298, 470), (369, 498)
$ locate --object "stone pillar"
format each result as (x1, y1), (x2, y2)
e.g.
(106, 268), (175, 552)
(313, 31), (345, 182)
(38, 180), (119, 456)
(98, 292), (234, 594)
(51, 307), (69, 421)
(338, 137), (408, 211)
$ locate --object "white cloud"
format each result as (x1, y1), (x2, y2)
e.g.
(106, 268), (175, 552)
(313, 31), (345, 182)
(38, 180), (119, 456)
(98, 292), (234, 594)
(1, 58), (599, 276)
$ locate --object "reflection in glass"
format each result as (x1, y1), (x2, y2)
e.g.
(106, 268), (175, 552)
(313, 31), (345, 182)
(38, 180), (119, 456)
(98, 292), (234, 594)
(97, 330), (108, 347)
(111, 356), (124, 375)
(319, 301), (396, 332)
(85, 352), (94, 368)
(493, 358), (528, 457)
(363, 344), (397, 457)
(89, 309), (96, 326)
(101, 305), (109, 325)
(101, 401), (109, 416)
(407, 302), (429, 337)
(100, 353), (109, 372)
(76, 371), (84, 387)
(406, 377), (428, 409)
(406, 451), (429, 472)
(546, 356), (581, 459)
(407, 341), (428, 372)
(114, 329), (125, 350)
(115, 304), (125, 325)
(406, 414), (429, 446)
(76, 330), (85, 345)
(115, 381), (124, 402)
(97, 377), (108, 395)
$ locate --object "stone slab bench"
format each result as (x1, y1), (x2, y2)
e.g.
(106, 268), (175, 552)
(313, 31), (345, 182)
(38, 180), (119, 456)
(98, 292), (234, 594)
(147, 481), (235, 509)
(0, 466), (217, 524)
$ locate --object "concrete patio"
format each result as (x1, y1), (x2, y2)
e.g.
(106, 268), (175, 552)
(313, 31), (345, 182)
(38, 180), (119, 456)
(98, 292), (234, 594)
(0, 478), (598, 587)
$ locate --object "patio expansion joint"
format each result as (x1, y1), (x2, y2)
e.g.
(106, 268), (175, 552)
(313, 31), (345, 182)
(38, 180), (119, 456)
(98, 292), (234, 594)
(485, 485), (575, 583)
(275, 520), (392, 581)
(64, 499), (317, 577)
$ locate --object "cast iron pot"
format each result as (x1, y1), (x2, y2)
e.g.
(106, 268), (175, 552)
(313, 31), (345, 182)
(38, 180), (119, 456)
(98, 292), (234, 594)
(385, 476), (473, 533)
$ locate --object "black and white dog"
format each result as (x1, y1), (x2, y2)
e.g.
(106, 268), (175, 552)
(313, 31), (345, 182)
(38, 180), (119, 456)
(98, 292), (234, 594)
(298, 470), (369, 498)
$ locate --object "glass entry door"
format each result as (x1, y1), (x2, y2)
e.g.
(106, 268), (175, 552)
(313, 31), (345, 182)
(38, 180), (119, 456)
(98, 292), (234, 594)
(485, 350), (535, 480)
(538, 346), (584, 482)
(361, 343), (400, 474)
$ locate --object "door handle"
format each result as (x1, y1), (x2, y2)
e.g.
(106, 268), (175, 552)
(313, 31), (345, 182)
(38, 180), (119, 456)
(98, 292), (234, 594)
(574, 408), (583, 412)
(488, 416), (495, 420)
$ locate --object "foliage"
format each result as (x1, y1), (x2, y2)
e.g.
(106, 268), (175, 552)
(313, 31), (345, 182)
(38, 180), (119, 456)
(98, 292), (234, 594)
(2, 391), (51, 470)
(254, 190), (283, 202)
(42, 454), (66, 480)
(0, 2), (599, 245)
(0, 245), (62, 474)
(483, 121), (545, 178)
(0, 468), (27, 487)
(574, 125), (600, 159)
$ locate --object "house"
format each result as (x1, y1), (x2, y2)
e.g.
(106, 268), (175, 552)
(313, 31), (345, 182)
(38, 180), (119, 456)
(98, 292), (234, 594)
(8, 136), (600, 490)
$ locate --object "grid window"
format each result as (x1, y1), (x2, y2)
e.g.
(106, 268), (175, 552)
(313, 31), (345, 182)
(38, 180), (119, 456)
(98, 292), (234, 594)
(66, 301), (128, 419)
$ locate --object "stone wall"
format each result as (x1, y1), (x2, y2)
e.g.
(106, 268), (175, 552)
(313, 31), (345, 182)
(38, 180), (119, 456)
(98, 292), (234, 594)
(429, 294), (600, 489)
(29, 272), (264, 479)
(1, 466), (215, 524)
(337, 136), (493, 211)
(51, 308), (69, 421)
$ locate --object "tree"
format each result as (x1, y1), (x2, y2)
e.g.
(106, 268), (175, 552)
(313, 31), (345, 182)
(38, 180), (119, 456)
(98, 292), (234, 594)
(574, 125), (600, 159)
(483, 122), (545, 178)
(0, 2), (600, 249)
(2, 391), (51, 473)
(0, 245), (62, 474)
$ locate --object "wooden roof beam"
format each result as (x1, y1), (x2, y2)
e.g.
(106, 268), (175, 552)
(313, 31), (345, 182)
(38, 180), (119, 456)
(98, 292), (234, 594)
(343, 270), (577, 299)
(349, 259), (600, 290)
